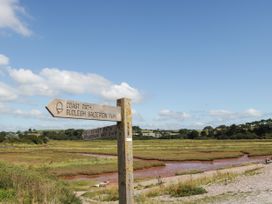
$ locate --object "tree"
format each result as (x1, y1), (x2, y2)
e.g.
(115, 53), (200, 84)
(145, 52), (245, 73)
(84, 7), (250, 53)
(0, 132), (6, 142)
(200, 130), (207, 137)
(188, 130), (199, 139)
(179, 129), (191, 135)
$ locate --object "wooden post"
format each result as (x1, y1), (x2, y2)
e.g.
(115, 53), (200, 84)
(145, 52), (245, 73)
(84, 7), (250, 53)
(117, 98), (134, 204)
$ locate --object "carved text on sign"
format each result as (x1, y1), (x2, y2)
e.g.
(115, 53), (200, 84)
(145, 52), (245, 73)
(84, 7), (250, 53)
(46, 99), (121, 122)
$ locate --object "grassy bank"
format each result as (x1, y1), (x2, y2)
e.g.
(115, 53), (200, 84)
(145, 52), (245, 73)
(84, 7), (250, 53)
(0, 162), (81, 203)
(0, 150), (164, 177)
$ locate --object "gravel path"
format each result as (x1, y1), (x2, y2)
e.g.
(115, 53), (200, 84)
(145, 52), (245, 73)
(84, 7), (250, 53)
(157, 163), (272, 204)
(202, 163), (272, 204)
(77, 163), (272, 203)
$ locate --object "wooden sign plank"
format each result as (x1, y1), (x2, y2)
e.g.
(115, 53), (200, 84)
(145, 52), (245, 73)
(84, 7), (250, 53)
(46, 98), (121, 122)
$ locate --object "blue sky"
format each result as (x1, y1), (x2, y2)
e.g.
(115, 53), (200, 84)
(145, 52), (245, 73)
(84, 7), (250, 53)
(0, 0), (272, 131)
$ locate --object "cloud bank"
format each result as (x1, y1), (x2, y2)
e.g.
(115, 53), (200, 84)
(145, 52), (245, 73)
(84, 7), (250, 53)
(7, 67), (142, 102)
(0, 54), (142, 103)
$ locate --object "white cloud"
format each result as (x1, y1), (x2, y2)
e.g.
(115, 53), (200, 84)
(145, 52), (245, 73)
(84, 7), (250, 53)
(13, 108), (43, 118)
(0, 82), (17, 101)
(157, 109), (190, 121)
(101, 82), (142, 103)
(0, 0), (31, 36)
(243, 108), (262, 117)
(0, 54), (9, 65)
(209, 108), (263, 121)
(7, 67), (142, 102)
(9, 68), (42, 83)
(40, 68), (110, 95)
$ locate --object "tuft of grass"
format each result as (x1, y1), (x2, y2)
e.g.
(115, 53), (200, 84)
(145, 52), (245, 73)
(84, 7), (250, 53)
(176, 169), (204, 176)
(167, 183), (207, 197)
(244, 167), (263, 176)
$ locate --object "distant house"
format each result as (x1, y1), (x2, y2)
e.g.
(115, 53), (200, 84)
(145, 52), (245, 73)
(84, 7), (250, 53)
(141, 129), (164, 138)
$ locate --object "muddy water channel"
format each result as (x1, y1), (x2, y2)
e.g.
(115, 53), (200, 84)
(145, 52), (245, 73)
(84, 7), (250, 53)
(68, 153), (270, 183)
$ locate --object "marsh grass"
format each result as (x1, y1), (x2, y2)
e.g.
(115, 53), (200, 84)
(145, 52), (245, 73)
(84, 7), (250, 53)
(0, 150), (164, 177)
(1, 140), (272, 172)
(46, 139), (272, 161)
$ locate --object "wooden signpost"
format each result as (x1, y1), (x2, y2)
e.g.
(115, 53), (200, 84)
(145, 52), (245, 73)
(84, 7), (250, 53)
(46, 98), (134, 204)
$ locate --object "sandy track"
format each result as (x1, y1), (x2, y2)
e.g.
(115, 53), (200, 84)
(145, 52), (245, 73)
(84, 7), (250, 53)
(78, 163), (272, 203)
(154, 163), (272, 204)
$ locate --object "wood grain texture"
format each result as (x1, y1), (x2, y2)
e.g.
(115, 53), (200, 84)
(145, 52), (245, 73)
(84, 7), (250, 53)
(117, 98), (134, 204)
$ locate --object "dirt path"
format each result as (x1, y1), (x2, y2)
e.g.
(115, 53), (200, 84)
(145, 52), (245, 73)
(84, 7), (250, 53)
(196, 163), (272, 204)
(151, 163), (272, 204)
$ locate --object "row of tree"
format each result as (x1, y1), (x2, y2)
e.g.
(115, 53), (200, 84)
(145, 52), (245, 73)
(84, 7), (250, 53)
(0, 129), (48, 144)
(42, 129), (84, 140)
(1, 119), (272, 143)
(0, 128), (84, 144)
(173, 119), (272, 140)
(133, 119), (272, 140)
